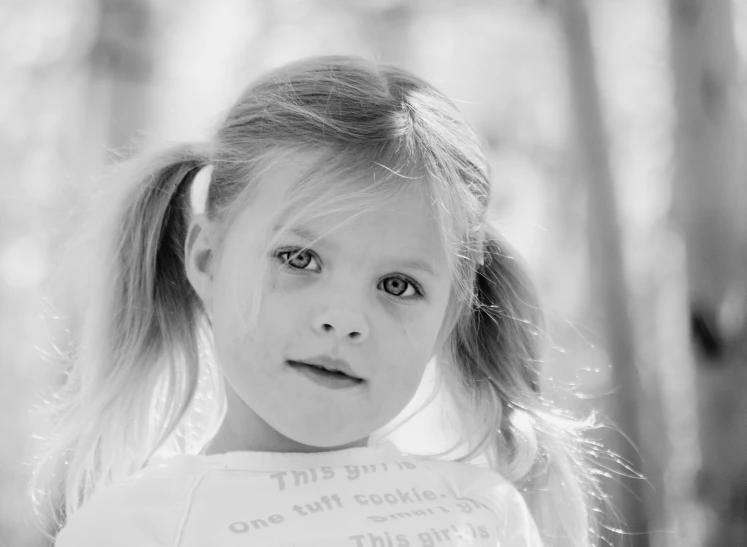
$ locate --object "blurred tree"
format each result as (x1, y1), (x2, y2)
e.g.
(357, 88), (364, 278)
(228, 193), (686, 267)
(555, 0), (657, 545)
(26, 0), (156, 543)
(91, 0), (154, 155)
(358, 1), (414, 67)
(669, 0), (747, 545)
(51, 0), (156, 341)
(0, 0), (104, 545)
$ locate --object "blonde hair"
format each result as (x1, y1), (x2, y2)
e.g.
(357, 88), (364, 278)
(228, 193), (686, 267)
(29, 56), (602, 546)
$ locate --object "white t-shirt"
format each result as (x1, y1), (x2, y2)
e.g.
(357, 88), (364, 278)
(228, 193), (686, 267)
(55, 441), (543, 546)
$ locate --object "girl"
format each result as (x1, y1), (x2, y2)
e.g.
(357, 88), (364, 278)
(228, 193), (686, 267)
(30, 56), (602, 546)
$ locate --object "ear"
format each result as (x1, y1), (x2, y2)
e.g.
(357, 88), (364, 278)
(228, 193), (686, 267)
(185, 214), (216, 316)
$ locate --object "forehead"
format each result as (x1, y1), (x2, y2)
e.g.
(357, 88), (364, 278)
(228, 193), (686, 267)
(229, 147), (456, 265)
(291, 186), (442, 247)
(258, 148), (438, 223)
(285, 193), (448, 286)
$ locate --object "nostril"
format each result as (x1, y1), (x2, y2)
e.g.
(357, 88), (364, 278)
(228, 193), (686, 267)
(313, 315), (368, 342)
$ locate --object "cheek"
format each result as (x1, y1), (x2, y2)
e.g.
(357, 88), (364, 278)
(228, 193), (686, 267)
(392, 291), (451, 356)
(253, 291), (302, 349)
(397, 318), (431, 354)
(212, 274), (301, 361)
(379, 307), (447, 373)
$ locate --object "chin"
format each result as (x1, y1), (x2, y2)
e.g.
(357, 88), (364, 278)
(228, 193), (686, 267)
(283, 429), (369, 450)
(307, 438), (369, 452)
(269, 415), (372, 450)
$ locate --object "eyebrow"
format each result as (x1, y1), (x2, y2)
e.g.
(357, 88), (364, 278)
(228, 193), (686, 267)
(392, 258), (438, 278)
(273, 225), (439, 277)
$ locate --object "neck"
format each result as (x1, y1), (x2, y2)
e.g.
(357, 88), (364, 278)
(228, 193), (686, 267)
(201, 379), (369, 455)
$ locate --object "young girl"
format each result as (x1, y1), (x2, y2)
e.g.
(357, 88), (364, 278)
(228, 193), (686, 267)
(30, 55), (601, 546)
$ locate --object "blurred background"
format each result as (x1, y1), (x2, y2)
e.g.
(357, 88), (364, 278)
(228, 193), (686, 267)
(1, 0), (746, 546)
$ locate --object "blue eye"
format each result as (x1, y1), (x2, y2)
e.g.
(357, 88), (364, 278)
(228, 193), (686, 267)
(276, 248), (320, 272)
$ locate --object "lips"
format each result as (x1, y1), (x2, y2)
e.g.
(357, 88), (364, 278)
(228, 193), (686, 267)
(287, 356), (363, 381)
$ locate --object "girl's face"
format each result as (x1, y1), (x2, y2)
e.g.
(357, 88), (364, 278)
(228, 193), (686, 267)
(188, 160), (453, 452)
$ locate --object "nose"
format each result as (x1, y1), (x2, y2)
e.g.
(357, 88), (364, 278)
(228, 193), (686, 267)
(312, 308), (370, 344)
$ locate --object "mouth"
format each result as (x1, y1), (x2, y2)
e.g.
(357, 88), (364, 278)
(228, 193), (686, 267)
(286, 360), (365, 388)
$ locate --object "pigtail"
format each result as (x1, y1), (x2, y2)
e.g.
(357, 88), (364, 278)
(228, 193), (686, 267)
(444, 227), (598, 547)
(28, 143), (221, 540)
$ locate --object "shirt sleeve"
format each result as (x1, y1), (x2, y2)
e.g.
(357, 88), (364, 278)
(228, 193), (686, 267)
(54, 491), (168, 547)
(471, 481), (544, 547)
(53, 497), (149, 547)
(54, 472), (201, 547)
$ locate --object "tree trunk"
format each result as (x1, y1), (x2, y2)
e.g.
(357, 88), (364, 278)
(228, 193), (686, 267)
(669, 0), (747, 545)
(31, 1), (155, 541)
(0, 1), (114, 544)
(50, 0), (155, 331)
(556, 1), (653, 545)
(91, 0), (154, 157)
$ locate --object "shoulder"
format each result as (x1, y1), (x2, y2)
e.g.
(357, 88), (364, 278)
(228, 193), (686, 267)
(55, 457), (207, 547)
(415, 457), (544, 547)
(413, 455), (515, 498)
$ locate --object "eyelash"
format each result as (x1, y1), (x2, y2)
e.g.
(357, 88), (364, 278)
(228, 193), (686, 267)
(273, 247), (425, 302)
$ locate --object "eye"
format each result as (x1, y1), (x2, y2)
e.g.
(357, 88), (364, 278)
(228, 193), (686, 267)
(378, 275), (423, 301)
(275, 248), (321, 272)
